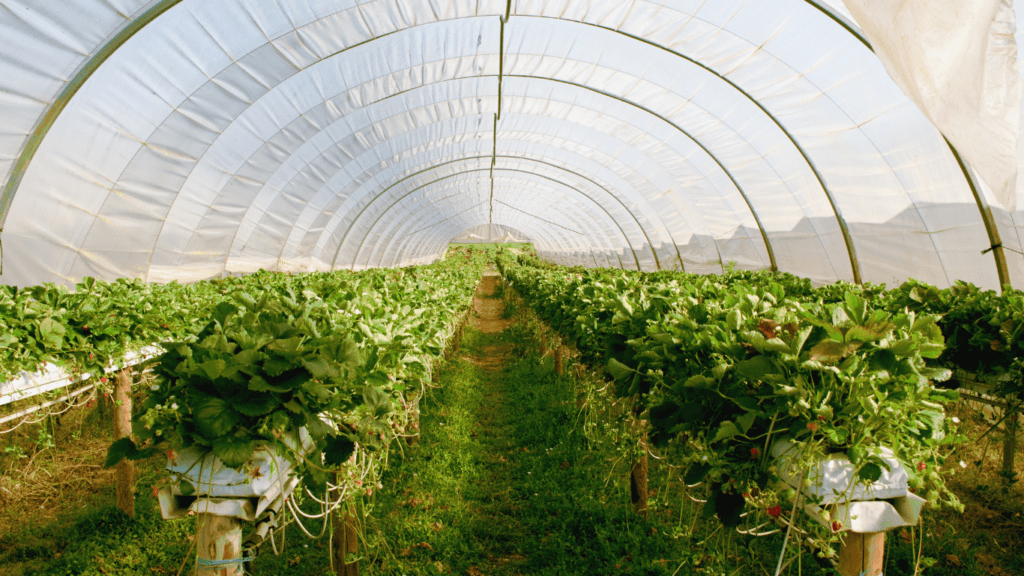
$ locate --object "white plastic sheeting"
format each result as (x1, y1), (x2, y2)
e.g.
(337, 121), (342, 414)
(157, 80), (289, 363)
(450, 223), (530, 243)
(0, 0), (1021, 289)
(845, 0), (1021, 213)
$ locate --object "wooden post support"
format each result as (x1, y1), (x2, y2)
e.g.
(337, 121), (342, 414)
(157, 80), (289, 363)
(837, 532), (885, 576)
(1004, 408), (1019, 484)
(538, 339), (547, 356)
(630, 431), (649, 518)
(196, 513), (245, 576)
(406, 394), (420, 447)
(332, 501), (359, 576)
(554, 347), (563, 375)
(114, 368), (135, 517)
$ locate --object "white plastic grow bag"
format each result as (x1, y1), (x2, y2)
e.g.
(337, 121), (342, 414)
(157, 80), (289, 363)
(771, 439), (925, 533)
(157, 432), (309, 522)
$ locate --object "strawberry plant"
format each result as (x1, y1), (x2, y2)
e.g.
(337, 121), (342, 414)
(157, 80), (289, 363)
(497, 253), (967, 556)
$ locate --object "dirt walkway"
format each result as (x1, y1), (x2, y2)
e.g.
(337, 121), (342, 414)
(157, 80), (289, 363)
(468, 269), (512, 373)
(472, 268), (511, 335)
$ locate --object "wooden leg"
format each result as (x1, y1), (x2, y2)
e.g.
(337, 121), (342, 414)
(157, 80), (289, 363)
(195, 513), (244, 576)
(554, 347), (563, 375)
(837, 532), (885, 576)
(630, 434), (648, 518)
(114, 369), (135, 518)
(332, 503), (359, 576)
(1004, 409), (1019, 484)
(406, 395), (420, 447)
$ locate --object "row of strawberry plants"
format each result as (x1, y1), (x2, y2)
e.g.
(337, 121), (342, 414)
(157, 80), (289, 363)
(497, 251), (962, 553)
(100, 250), (488, 495)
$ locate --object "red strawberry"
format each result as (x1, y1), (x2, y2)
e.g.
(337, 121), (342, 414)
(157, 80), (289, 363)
(831, 520), (843, 532)
(151, 485), (160, 499)
(767, 505), (782, 517)
(806, 422), (819, 432)
(100, 377), (107, 384)
(916, 462), (927, 472)
(742, 492), (751, 499)
(167, 449), (177, 462)
(750, 447), (761, 458)
(89, 354), (95, 360)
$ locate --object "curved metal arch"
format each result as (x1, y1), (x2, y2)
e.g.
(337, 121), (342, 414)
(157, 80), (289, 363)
(329, 159), (644, 271)
(396, 189), (614, 270)
(348, 167), (633, 270)
(0, 0), (185, 225)
(304, 67), (786, 275)
(359, 171), (632, 270)
(374, 179), (605, 269)
(247, 89), (682, 272)
(326, 163), (622, 268)
(355, 173), (609, 268)
(14, 3), (813, 282)
(396, 202), (605, 269)
(513, 17), (850, 280)
(240, 73), (720, 273)
(505, 74), (781, 272)
(10, 0), (994, 287)
(409, 212), (603, 269)
(346, 154), (663, 269)
(390, 199), (601, 270)
(270, 140), (666, 272)
(388, 197), (591, 268)
(17, 4), (786, 282)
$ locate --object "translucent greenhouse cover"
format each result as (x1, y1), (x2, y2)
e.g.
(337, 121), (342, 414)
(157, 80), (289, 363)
(451, 223), (531, 244)
(1, 0), (1024, 290)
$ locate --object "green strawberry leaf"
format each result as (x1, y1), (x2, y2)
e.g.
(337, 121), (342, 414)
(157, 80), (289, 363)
(323, 435), (356, 467)
(212, 434), (255, 468)
(192, 395), (241, 439)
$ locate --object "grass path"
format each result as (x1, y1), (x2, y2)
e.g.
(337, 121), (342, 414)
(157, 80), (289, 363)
(364, 272), (682, 575)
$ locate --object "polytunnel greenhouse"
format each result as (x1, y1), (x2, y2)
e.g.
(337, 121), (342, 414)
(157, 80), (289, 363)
(1, 1), (1023, 575)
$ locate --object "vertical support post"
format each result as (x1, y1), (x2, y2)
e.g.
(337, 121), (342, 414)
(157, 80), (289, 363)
(196, 513), (244, 576)
(837, 532), (885, 576)
(630, 450), (648, 517)
(554, 347), (563, 375)
(332, 500), (359, 576)
(630, 429), (648, 518)
(406, 394), (420, 447)
(1003, 408), (1019, 484)
(113, 368), (135, 517)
